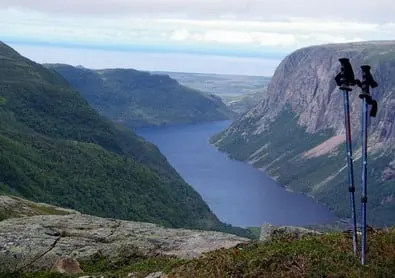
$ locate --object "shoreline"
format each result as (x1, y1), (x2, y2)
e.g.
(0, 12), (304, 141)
(209, 141), (347, 227)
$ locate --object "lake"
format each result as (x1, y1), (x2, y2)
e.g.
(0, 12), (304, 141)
(136, 120), (337, 228)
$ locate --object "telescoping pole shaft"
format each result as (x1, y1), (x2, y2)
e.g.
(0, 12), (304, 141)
(342, 89), (358, 256)
(360, 96), (368, 265)
(357, 64), (378, 266)
(335, 58), (359, 256)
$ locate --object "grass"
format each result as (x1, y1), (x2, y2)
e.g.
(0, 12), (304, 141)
(2, 229), (395, 277)
(24, 203), (71, 217)
(1, 251), (185, 278)
(168, 228), (395, 277)
(0, 195), (71, 221)
(80, 254), (185, 278)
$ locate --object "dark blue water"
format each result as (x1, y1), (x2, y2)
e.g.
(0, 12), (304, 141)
(136, 120), (337, 228)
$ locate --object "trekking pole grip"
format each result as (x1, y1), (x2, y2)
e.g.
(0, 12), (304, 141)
(335, 58), (357, 90)
(358, 65), (378, 117)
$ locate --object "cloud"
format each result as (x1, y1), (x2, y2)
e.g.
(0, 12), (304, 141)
(0, 2), (394, 62)
(1, 0), (395, 22)
(168, 29), (297, 47)
(1, 1), (394, 75)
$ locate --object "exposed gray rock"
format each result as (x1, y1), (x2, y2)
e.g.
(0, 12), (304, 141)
(259, 223), (322, 242)
(144, 271), (165, 278)
(225, 42), (395, 142)
(0, 214), (249, 272)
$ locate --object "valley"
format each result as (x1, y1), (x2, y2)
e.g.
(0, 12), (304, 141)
(135, 121), (336, 228)
(1, 39), (395, 277)
(0, 41), (248, 237)
(2, 0), (395, 274)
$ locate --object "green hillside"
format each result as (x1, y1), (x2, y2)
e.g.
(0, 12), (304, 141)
(0, 42), (249, 236)
(45, 64), (235, 128)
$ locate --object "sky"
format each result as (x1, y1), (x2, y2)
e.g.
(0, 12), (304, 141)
(1, 0), (395, 76)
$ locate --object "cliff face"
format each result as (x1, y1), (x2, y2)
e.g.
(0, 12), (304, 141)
(213, 41), (395, 226)
(234, 41), (395, 141)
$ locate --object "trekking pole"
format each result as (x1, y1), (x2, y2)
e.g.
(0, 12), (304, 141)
(356, 65), (378, 265)
(335, 58), (358, 256)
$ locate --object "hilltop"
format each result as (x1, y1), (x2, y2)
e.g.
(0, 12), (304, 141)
(45, 64), (235, 128)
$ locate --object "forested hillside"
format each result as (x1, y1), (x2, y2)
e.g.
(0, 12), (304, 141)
(0, 41), (249, 237)
(46, 64), (235, 128)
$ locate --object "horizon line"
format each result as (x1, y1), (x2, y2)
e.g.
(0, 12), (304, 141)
(2, 38), (289, 60)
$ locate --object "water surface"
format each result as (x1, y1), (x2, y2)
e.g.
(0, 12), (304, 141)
(136, 121), (337, 228)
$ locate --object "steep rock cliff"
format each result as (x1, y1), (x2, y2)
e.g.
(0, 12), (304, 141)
(212, 41), (395, 226)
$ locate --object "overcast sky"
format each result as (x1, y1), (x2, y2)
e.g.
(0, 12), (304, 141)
(1, 0), (394, 75)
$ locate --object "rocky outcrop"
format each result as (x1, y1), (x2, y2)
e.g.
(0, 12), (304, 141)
(213, 41), (395, 226)
(0, 214), (249, 272)
(259, 223), (322, 242)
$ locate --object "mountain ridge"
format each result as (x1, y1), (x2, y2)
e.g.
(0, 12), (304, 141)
(212, 40), (395, 226)
(45, 63), (235, 128)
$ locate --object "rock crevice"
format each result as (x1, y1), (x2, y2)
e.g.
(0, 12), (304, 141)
(0, 214), (249, 272)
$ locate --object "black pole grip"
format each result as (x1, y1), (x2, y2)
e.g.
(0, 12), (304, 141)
(358, 65), (378, 117)
(335, 58), (357, 90)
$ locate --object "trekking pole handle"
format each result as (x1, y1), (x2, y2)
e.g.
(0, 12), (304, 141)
(335, 58), (357, 91)
(357, 65), (378, 117)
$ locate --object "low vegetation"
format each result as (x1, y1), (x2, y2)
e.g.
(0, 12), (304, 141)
(0, 195), (72, 221)
(169, 229), (395, 277)
(2, 229), (395, 277)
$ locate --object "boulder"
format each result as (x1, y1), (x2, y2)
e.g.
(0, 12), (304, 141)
(259, 223), (322, 242)
(51, 257), (83, 274)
